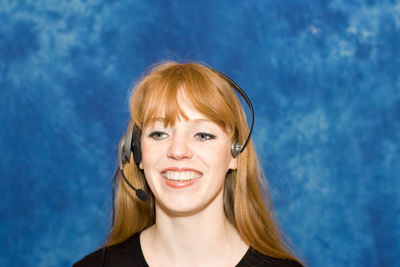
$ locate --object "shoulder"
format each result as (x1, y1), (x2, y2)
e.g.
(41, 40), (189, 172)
(237, 248), (304, 267)
(73, 233), (147, 267)
(72, 247), (104, 267)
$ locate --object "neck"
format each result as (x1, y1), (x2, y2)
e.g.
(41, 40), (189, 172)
(141, 193), (248, 266)
(155, 203), (234, 250)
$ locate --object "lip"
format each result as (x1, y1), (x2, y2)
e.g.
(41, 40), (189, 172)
(161, 167), (203, 174)
(160, 167), (203, 189)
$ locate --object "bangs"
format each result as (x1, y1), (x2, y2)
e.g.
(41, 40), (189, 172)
(131, 63), (238, 136)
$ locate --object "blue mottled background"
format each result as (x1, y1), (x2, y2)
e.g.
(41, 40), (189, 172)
(1, 0), (399, 266)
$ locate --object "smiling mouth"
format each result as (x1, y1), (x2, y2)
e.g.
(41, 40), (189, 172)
(161, 171), (202, 181)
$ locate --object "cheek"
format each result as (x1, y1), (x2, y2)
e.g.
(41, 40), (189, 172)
(139, 140), (159, 172)
(200, 142), (233, 171)
(139, 149), (159, 189)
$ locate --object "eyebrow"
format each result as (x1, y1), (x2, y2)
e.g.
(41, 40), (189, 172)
(192, 118), (213, 123)
(144, 117), (215, 127)
(148, 117), (212, 123)
(151, 117), (166, 122)
(144, 117), (230, 135)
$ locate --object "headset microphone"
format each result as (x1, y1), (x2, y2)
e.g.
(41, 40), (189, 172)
(119, 169), (148, 202)
(116, 129), (149, 202)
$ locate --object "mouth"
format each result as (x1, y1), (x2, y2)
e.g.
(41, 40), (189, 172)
(160, 168), (202, 189)
(161, 170), (202, 181)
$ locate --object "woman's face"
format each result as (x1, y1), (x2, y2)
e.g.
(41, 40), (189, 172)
(139, 94), (237, 216)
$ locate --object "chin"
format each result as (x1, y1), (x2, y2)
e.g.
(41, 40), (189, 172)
(154, 189), (224, 218)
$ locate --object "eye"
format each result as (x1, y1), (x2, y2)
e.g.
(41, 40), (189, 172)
(194, 132), (216, 141)
(148, 131), (168, 140)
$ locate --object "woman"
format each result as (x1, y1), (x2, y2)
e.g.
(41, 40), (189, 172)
(74, 62), (304, 266)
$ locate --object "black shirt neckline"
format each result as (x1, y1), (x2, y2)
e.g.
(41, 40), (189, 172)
(131, 232), (258, 267)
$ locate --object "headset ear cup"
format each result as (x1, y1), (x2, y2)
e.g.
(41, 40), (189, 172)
(122, 121), (134, 163)
(131, 126), (142, 165)
(118, 137), (126, 170)
(231, 141), (242, 157)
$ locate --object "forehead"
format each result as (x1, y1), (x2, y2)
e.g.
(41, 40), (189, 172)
(139, 82), (233, 136)
(144, 93), (209, 126)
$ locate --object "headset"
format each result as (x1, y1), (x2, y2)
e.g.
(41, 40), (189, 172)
(101, 68), (254, 266)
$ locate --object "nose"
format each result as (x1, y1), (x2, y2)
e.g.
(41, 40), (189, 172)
(167, 134), (193, 160)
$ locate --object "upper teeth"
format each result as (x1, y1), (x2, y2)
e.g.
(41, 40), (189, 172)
(162, 171), (201, 181)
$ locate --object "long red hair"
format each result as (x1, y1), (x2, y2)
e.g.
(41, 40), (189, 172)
(106, 61), (302, 264)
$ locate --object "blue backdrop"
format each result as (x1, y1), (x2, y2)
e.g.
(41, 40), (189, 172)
(1, 1), (399, 266)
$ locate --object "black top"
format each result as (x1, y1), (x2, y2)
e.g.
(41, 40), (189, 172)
(73, 233), (302, 267)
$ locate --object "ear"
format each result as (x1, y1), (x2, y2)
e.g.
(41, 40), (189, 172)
(229, 156), (238, 170)
(139, 161), (143, 170)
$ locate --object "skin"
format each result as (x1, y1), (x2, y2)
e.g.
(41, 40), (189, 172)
(139, 92), (249, 267)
